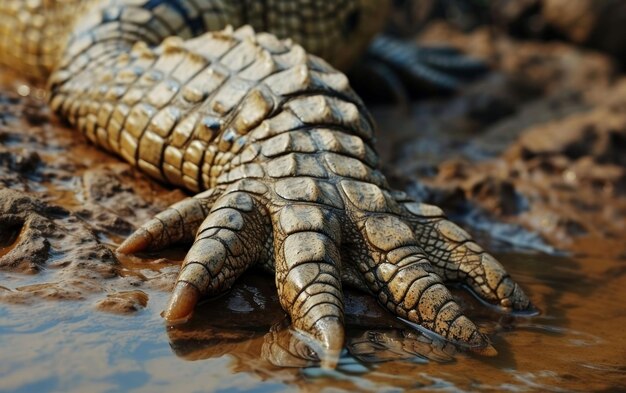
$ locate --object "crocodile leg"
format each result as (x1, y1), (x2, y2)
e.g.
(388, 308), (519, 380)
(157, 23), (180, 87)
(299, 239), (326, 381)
(41, 0), (531, 362)
(363, 34), (487, 94)
(118, 189), (221, 254)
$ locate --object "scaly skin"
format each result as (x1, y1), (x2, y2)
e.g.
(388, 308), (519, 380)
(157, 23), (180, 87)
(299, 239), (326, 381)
(0, 0), (532, 366)
(0, 0), (387, 80)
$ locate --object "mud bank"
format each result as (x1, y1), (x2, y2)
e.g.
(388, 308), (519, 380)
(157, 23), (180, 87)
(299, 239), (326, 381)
(0, 90), (184, 312)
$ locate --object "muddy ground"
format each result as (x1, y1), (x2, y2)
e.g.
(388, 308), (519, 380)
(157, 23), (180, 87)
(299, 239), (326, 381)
(378, 22), (626, 254)
(1, 18), (626, 393)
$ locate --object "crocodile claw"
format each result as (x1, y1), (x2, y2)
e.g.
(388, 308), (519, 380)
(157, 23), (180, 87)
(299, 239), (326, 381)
(122, 174), (535, 360)
(164, 281), (201, 324)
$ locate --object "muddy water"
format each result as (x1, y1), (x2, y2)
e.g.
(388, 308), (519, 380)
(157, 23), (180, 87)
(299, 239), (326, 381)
(2, 249), (626, 392)
(1, 81), (626, 392)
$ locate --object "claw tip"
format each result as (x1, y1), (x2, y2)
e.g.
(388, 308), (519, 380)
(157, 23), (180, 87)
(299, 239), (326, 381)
(315, 318), (344, 369)
(117, 230), (151, 254)
(163, 281), (200, 325)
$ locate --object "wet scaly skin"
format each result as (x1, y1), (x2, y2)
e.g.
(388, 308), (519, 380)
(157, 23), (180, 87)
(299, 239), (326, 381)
(0, 0), (532, 366)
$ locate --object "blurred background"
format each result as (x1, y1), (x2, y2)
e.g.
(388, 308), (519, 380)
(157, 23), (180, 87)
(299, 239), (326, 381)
(1, 1), (625, 392)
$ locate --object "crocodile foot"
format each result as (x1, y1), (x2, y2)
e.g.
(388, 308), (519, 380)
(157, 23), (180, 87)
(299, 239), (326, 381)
(354, 34), (488, 101)
(64, 24), (530, 369)
(119, 180), (530, 367)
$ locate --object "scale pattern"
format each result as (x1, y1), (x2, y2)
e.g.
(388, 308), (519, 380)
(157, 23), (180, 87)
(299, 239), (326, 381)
(0, 0), (531, 366)
(0, 0), (386, 80)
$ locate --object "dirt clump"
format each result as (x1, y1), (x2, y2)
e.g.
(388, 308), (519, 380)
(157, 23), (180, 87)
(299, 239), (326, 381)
(95, 290), (149, 314)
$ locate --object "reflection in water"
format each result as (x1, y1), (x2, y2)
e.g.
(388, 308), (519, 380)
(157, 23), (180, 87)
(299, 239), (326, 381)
(2, 251), (626, 392)
(166, 274), (458, 373)
(347, 329), (456, 364)
(158, 252), (626, 392)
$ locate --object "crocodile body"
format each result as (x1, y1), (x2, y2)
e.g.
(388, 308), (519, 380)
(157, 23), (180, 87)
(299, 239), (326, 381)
(0, 0), (531, 366)
(0, 0), (387, 80)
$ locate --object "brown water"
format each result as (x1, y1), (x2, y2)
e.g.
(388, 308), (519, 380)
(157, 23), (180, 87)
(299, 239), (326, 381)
(2, 246), (626, 392)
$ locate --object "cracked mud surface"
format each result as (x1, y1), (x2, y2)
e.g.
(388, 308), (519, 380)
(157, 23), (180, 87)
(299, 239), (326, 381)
(1, 23), (626, 393)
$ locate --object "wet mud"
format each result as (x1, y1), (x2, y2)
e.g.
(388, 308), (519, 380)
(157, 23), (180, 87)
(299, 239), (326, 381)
(1, 21), (626, 393)
(379, 23), (626, 252)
